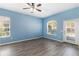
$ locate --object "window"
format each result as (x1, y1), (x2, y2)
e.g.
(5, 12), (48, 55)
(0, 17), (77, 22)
(64, 20), (76, 41)
(0, 16), (10, 38)
(64, 20), (75, 37)
(47, 20), (57, 35)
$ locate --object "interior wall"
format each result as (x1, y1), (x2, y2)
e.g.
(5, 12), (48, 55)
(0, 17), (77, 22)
(0, 8), (42, 44)
(43, 7), (79, 41)
(0, 7), (79, 44)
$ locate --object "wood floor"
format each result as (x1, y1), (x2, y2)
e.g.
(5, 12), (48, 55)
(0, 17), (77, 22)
(0, 38), (79, 56)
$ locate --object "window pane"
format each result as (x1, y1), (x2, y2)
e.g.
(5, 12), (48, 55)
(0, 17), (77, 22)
(0, 16), (10, 38)
(4, 28), (10, 31)
(47, 20), (57, 35)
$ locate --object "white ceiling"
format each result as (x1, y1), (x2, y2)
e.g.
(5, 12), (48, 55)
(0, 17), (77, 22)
(0, 3), (79, 18)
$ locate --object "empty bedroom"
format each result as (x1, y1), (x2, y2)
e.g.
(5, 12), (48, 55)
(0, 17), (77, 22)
(0, 3), (79, 56)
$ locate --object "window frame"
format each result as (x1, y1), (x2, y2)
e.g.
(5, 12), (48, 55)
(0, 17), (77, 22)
(47, 20), (57, 35)
(0, 16), (11, 38)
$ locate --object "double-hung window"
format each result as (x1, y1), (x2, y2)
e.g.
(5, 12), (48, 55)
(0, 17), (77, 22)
(0, 16), (10, 38)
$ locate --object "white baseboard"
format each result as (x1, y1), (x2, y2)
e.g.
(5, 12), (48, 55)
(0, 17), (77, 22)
(0, 36), (42, 46)
(44, 37), (63, 42)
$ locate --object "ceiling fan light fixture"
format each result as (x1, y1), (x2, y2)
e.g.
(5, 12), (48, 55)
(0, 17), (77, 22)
(23, 3), (42, 13)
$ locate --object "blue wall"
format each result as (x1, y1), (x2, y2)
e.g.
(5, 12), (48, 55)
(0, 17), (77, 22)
(0, 7), (79, 44)
(43, 7), (79, 41)
(0, 8), (42, 44)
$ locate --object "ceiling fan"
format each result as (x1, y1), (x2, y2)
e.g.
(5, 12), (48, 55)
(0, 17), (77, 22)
(23, 3), (42, 13)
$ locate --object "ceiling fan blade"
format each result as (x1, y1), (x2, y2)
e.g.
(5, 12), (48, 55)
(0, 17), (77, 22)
(36, 9), (42, 12)
(23, 8), (30, 9)
(27, 3), (32, 6)
(37, 4), (41, 7)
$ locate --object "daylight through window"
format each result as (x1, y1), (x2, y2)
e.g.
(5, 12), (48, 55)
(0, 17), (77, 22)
(0, 16), (10, 38)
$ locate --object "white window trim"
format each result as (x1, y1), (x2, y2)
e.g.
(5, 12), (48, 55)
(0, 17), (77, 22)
(0, 16), (11, 38)
(47, 20), (57, 35)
